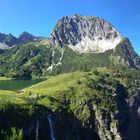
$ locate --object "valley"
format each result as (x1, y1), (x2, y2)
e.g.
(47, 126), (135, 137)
(0, 67), (140, 139)
(0, 15), (140, 140)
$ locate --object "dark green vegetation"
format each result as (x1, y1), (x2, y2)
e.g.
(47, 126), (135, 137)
(0, 67), (139, 140)
(0, 42), (53, 79)
(0, 38), (139, 79)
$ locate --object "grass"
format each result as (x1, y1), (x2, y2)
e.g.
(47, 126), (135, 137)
(97, 67), (113, 73)
(0, 71), (85, 105)
(0, 78), (43, 104)
(0, 68), (116, 102)
(25, 71), (85, 96)
(0, 90), (24, 104)
(0, 77), (11, 80)
(0, 67), (138, 107)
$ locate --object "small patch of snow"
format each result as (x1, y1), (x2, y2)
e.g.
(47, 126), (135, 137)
(47, 65), (54, 72)
(47, 50), (64, 72)
(56, 62), (61, 66)
(56, 51), (64, 66)
(59, 51), (64, 62)
(47, 51), (55, 73)
(52, 50), (55, 65)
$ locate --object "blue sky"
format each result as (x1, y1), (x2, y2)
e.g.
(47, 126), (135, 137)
(0, 0), (140, 55)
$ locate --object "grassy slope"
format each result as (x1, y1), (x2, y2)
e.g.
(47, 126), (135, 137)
(25, 71), (85, 96)
(0, 71), (85, 104)
(0, 77), (11, 80)
(0, 77), (24, 103)
(25, 67), (112, 95)
(0, 67), (139, 106)
(0, 90), (24, 103)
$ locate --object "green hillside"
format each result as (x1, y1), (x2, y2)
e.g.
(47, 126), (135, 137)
(0, 38), (139, 79)
(0, 67), (139, 139)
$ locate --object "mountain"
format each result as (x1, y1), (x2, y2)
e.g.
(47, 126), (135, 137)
(0, 33), (8, 42)
(0, 15), (139, 79)
(50, 14), (122, 53)
(18, 31), (43, 42)
(0, 15), (140, 140)
(0, 32), (43, 49)
(49, 14), (140, 69)
(0, 33), (16, 49)
(3, 33), (18, 47)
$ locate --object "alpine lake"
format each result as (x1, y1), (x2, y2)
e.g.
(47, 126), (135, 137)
(0, 78), (43, 91)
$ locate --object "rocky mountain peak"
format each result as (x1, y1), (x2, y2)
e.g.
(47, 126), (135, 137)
(0, 33), (8, 42)
(19, 31), (32, 37)
(4, 33), (18, 46)
(0, 31), (44, 49)
(50, 15), (123, 53)
(18, 31), (37, 42)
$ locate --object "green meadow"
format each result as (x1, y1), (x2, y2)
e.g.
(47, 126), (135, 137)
(0, 78), (43, 103)
(0, 71), (88, 107)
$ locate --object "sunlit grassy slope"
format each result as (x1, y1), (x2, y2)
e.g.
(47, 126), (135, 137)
(25, 71), (85, 96)
(0, 67), (139, 107)
(25, 67), (112, 96)
(0, 90), (24, 103)
(0, 71), (86, 104)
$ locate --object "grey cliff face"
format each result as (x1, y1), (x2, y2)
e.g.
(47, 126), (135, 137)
(50, 14), (122, 53)
(125, 89), (140, 140)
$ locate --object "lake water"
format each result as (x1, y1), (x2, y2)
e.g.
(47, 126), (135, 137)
(0, 79), (43, 91)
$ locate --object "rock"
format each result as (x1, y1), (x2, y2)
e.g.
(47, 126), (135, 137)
(0, 31), (44, 49)
(50, 14), (123, 53)
(18, 31), (40, 42)
(125, 90), (140, 140)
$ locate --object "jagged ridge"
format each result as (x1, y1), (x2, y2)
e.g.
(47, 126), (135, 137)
(0, 32), (44, 49)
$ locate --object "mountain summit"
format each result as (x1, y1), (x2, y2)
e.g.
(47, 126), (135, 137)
(50, 14), (123, 53)
(18, 32), (39, 42)
(0, 32), (43, 49)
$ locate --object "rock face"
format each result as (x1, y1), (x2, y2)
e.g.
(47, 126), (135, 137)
(0, 32), (43, 49)
(0, 33), (18, 49)
(18, 32), (39, 43)
(4, 33), (18, 46)
(125, 89), (140, 140)
(50, 14), (123, 53)
(114, 38), (140, 69)
(50, 14), (140, 69)
(0, 33), (7, 42)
